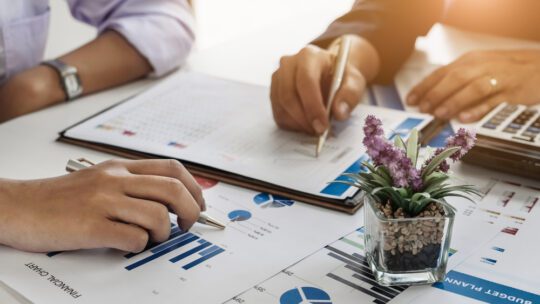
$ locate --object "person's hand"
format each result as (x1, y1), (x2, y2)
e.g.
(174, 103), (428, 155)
(270, 36), (379, 135)
(407, 50), (540, 123)
(0, 65), (65, 123)
(0, 159), (205, 253)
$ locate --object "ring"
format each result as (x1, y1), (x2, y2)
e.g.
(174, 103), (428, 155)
(488, 77), (498, 93)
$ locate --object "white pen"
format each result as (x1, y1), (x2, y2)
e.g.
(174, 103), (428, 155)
(316, 35), (352, 157)
(66, 158), (226, 230)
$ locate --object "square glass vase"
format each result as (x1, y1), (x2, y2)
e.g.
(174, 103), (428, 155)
(364, 196), (455, 286)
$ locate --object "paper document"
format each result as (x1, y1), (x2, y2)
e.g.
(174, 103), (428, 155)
(0, 179), (363, 304)
(63, 72), (432, 201)
(228, 180), (540, 304)
(228, 214), (498, 304)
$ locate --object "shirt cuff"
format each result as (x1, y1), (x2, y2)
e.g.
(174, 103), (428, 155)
(101, 13), (195, 77)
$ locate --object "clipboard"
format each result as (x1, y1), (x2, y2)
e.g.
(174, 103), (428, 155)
(58, 135), (364, 214)
(57, 72), (435, 215)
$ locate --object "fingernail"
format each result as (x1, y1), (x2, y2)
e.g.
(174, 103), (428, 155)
(407, 94), (418, 105)
(435, 107), (448, 118)
(312, 119), (326, 135)
(460, 112), (472, 122)
(337, 102), (350, 119)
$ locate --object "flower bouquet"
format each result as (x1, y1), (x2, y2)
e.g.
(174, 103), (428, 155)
(345, 115), (480, 286)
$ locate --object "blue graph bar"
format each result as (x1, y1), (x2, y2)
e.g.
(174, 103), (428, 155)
(182, 247), (225, 270)
(169, 241), (212, 263)
(125, 235), (199, 271)
(124, 227), (185, 259)
(199, 245), (220, 256)
(150, 232), (194, 254)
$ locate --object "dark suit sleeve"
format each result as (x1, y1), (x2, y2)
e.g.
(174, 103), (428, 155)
(313, 0), (444, 83)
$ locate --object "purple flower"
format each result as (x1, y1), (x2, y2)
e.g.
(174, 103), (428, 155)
(363, 116), (422, 189)
(421, 128), (476, 174)
(446, 128), (476, 161)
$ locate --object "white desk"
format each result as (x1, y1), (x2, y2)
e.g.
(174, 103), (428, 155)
(0, 2), (537, 303)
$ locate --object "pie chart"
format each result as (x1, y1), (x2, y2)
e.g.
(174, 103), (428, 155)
(253, 193), (295, 208)
(228, 210), (252, 222)
(280, 287), (332, 304)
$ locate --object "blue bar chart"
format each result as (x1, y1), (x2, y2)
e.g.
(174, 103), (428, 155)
(125, 223), (225, 271)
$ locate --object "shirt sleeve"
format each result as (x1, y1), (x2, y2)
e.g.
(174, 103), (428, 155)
(312, 0), (444, 83)
(66, 0), (195, 77)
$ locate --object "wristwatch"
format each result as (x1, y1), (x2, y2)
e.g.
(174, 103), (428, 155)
(42, 59), (83, 101)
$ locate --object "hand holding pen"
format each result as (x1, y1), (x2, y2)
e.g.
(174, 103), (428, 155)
(0, 159), (223, 254)
(270, 35), (379, 143)
(67, 159), (226, 230)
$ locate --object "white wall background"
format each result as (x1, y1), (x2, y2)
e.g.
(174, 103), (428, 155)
(45, 0), (354, 58)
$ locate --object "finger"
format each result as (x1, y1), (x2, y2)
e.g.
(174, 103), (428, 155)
(331, 66), (366, 121)
(417, 68), (483, 113)
(432, 76), (499, 120)
(276, 56), (314, 133)
(271, 71), (305, 132)
(271, 101), (306, 132)
(458, 94), (506, 123)
(123, 175), (201, 231)
(91, 220), (149, 253)
(109, 197), (171, 243)
(407, 65), (449, 105)
(295, 46), (331, 135)
(122, 159), (205, 212)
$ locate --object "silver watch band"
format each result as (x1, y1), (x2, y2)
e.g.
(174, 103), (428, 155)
(42, 59), (83, 101)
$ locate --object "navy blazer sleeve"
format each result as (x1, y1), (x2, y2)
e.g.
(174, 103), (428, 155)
(312, 0), (444, 83)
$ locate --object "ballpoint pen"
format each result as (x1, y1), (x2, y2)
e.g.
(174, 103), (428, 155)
(65, 158), (226, 230)
(316, 35), (352, 157)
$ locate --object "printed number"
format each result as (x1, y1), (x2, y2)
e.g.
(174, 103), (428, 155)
(254, 286), (266, 293)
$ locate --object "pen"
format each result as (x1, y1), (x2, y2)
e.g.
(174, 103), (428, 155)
(65, 158), (226, 230)
(316, 35), (352, 157)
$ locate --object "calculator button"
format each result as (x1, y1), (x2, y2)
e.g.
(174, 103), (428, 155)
(513, 135), (535, 142)
(504, 128), (519, 134)
(508, 123), (522, 129)
(490, 119), (505, 125)
(526, 127), (540, 134)
(482, 123), (497, 129)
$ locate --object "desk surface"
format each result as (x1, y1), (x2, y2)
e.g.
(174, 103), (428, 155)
(0, 1), (538, 303)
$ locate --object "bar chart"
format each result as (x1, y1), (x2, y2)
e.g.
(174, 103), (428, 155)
(124, 224), (225, 271)
(228, 227), (410, 304)
(323, 228), (408, 304)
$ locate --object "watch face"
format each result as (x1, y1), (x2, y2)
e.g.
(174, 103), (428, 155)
(65, 74), (82, 97)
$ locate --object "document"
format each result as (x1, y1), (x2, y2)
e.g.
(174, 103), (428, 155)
(62, 72), (432, 202)
(0, 179), (363, 304)
(231, 180), (540, 304)
(227, 214), (499, 304)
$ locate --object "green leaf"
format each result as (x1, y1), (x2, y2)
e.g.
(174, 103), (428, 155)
(394, 135), (406, 151)
(395, 187), (409, 198)
(406, 129), (419, 167)
(422, 147), (460, 178)
(411, 192), (430, 203)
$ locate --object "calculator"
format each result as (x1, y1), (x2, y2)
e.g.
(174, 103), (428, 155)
(462, 103), (540, 179)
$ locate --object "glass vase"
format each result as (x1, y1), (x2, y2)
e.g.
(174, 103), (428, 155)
(364, 196), (455, 286)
